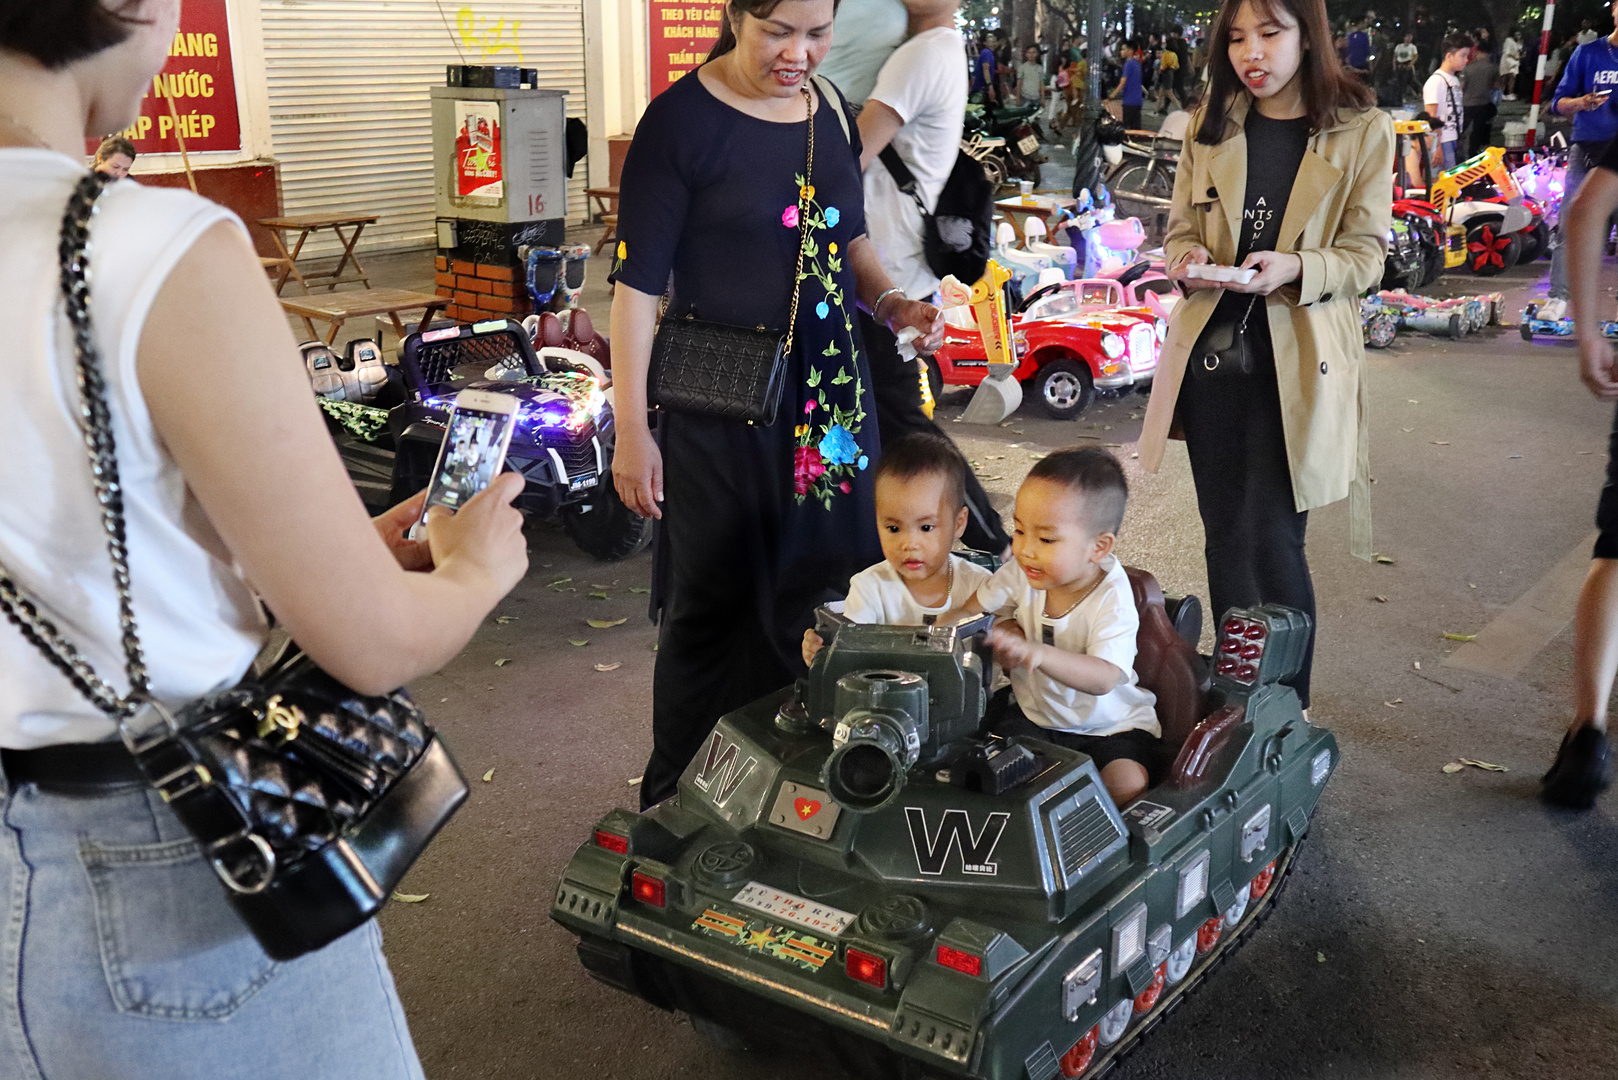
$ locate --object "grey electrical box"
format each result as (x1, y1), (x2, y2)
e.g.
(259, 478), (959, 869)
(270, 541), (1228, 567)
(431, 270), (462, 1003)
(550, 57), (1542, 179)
(431, 86), (567, 224)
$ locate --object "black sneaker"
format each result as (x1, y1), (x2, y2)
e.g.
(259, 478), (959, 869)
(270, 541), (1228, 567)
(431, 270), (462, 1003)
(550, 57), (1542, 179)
(1542, 726), (1611, 810)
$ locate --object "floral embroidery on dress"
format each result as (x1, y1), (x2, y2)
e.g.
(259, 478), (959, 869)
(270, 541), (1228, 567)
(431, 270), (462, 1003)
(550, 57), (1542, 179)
(611, 240), (627, 277)
(789, 172), (867, 508)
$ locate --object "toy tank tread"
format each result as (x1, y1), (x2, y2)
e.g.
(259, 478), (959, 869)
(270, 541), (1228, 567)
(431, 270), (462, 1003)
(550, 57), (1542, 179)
(553, 579), (1338, 1080)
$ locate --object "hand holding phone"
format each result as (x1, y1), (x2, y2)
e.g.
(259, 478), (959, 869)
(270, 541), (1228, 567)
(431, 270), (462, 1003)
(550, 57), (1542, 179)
(408, 389), (519, 540)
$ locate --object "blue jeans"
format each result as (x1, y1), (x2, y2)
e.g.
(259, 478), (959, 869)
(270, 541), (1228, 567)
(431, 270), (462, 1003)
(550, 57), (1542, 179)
(0, 772), (425, 1079)
(1440, 138), (1457, 170)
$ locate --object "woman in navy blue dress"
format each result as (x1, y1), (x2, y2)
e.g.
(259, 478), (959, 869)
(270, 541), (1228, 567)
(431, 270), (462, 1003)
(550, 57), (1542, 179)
(610, 0), (945, 807)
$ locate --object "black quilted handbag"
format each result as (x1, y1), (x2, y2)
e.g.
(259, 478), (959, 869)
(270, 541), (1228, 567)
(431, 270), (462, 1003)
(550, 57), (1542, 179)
(0, 172), (467, 962)
(646, 87), (815, 426)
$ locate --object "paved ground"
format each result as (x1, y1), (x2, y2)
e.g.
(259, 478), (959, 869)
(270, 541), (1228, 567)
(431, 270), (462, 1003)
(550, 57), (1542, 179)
(296, 219), (1618, 1077)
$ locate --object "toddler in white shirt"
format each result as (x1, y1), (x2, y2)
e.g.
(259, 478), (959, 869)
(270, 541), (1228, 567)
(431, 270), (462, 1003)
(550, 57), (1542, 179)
(803, 433), (992, 665)
(949, 447), (1159, 806)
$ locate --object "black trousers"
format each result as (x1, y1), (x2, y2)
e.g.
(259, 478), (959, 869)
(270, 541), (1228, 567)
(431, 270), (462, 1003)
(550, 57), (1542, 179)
(1176, 359), (1316, 707)
(860, 310), (1009, 554)
(1463, 103), (1497, 159)
(1122, 104), (1142, 130)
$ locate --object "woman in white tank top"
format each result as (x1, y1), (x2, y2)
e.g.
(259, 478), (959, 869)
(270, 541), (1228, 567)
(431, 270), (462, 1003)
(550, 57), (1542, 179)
(0, 2), (528, 1075)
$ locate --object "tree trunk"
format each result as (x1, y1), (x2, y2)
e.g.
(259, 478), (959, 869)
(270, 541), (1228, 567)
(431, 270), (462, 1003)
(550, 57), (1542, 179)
(1015, 0), (1040, 52)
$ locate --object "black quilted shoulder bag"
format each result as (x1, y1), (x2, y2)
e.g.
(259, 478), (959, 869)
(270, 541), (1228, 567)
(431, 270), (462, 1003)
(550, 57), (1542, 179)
(645, 84), (821, 425)
(0, 172), (468, 962)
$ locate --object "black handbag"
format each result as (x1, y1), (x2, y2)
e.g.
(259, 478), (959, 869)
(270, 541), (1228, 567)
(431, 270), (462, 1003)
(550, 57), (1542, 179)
(1190, 293), (1261, 378)
(646, 86), (816, 425)
(0, 172), (468, 962)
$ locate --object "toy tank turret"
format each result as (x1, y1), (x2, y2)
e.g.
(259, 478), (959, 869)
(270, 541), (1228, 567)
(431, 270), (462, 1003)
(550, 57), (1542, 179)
(552, 572), (1338, 1079)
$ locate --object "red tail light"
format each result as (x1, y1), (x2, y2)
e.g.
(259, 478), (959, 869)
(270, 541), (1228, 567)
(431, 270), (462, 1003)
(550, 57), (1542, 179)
(1244, 623), (1267, 640)
(845, 948), (888, 988)
(936, 944), (983, 976)
(1221, 617), (1243, 637)
(631, 871), (666, 907)
(595, 830), (629, 854)
(1216, 660), (1237, 675)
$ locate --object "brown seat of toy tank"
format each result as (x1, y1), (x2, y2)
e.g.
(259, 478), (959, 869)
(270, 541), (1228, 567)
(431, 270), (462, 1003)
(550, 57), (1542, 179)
(537, 311), (568, 350)
(1123, 566), (1206, 755)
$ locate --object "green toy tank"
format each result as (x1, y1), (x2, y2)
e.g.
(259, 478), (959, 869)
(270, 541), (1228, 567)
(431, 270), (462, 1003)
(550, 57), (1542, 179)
(551, 571), (1337, 1078)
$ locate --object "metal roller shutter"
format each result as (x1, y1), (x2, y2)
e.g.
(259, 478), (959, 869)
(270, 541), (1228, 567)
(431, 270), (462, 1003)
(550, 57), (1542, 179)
(261, 0), (586, 257)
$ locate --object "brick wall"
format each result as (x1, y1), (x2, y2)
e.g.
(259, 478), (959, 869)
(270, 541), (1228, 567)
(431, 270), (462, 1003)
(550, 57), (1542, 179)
(433, 256), (530, 324)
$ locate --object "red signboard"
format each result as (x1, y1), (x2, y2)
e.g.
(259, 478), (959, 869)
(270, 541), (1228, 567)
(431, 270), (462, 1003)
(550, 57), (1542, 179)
(89, 0), (241, 156)
(648, 1), (724, 98)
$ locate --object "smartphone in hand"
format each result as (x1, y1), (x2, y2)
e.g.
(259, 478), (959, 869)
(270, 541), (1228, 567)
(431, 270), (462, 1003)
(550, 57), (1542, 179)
(408, 389), (519, 540)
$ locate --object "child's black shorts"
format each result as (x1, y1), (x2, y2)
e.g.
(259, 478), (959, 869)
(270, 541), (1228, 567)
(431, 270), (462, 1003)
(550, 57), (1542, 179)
(1597, 401), (1618, 559)
(986, 689), (1162, 779)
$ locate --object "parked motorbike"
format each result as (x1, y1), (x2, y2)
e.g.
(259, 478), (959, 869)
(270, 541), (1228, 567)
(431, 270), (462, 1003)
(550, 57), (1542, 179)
(966, 101), (1045, 183)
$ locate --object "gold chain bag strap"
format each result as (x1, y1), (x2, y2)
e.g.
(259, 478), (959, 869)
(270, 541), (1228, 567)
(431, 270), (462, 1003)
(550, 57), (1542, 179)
(645, 86), (816, 425)
(0, 172), (469, 962)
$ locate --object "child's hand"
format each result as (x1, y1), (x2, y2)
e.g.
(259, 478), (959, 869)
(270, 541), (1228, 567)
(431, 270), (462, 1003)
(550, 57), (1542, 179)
(802, 628), (825, 667)
(989, 623), (1040, 671)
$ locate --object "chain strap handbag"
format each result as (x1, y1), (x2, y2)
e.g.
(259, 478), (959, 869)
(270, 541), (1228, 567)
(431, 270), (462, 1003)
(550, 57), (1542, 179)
(1190, 293), (1262, 378)
(645, 86), (817, 425)
(0, 172), (469, 962)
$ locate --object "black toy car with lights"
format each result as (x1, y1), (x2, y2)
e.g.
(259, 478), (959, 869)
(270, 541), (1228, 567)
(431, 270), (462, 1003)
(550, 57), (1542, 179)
(552, 570), (1338, 1078)
(306, 321), (650, 561)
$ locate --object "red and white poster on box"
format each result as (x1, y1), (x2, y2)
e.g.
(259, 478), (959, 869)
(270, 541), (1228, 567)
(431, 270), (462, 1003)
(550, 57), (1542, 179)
(648, 1), (724, 98)
(455, 100), (505, 199)
(91, 0), (241, 155)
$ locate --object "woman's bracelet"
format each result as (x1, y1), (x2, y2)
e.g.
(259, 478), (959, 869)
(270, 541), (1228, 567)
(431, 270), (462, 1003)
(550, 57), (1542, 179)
(872, 286), (905, 321)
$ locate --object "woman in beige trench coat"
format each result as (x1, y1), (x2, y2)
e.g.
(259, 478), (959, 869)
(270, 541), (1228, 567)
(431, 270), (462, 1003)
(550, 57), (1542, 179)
(1139, 0), (1392, 708)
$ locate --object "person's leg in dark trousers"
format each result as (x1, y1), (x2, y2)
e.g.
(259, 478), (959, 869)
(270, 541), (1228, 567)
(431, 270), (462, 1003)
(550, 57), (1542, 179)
(1123, 104), (1142, 130)
(642, 417), (792, 808)
(1178, 366), (1316, 706)
(860, 310), (1010, 554)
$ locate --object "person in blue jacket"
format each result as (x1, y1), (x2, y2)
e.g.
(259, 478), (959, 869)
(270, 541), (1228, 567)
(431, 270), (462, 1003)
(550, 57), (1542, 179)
(1539, 10), (1618, 322)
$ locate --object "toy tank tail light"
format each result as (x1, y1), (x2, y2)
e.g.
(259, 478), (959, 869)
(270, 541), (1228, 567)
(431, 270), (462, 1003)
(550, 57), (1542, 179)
(1311, 749), (1332, 786)
(594, 829), (629, 855)
(1100, 332), (1125, 359)
(1234, 664), (1257, 683)
(936, 944), (983, 977)
(845, 947), (888, 988)
(1215, 659), (1237, 676)
(1244, 623), (1267, 641)
(630, 871), (666, 907)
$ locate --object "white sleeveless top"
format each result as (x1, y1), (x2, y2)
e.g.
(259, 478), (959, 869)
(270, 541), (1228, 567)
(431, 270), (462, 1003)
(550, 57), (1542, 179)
(0, 149), (267, 748)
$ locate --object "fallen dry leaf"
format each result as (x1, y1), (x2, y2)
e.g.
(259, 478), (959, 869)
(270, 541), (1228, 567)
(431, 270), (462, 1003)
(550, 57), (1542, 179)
(495, 615), (517, 625)
(1407, 399), (1420, 404)
(494, 658), (511, 667)
(594, 662), (623, 672)
(1468, 583), (1477, 588)
(630, 587), (652, 594)
(1375, 595), (1388, 603)
(1460, 758), (1507, 772)
(1413, 661), (1422, 670)
(1430, 440), (1449, 446)
(1401, 427), (1414, 433)
(587, 618), (628, 629)
(481, 768), (495, 782)
(392, 892), (430, 903)
(1441, 632), (1477, 642)
(1316, 951), (1327, 963)
(1384, 699), (1403, 707)
(589, 591), (610, 599)
(569, 638), (589, 647)
(1374, 555), (1395, 565)
(628, 775), (643, 786)
(1442, 762), (1464, 774)
(547, 577), (573, 588)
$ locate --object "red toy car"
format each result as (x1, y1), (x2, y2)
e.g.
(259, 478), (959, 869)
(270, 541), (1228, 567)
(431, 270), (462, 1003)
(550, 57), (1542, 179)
(932, 280), (1164, 420)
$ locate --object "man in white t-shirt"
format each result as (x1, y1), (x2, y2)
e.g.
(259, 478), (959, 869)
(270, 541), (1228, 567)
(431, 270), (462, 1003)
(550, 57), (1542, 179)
(1578, 19), (1600, 47)
(1424, 33), (1472, 170)
(857, 0), (967, 300)
(817, 0), (909, 108)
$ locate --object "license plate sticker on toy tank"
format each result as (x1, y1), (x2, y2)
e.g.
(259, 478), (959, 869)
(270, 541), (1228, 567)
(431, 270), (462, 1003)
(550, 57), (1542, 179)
(692, 907), (838, 971)
(732, 882), (856, 937)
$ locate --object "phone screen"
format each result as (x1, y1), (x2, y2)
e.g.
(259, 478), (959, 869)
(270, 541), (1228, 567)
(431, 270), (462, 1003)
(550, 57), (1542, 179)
(416, 402), (517, 530)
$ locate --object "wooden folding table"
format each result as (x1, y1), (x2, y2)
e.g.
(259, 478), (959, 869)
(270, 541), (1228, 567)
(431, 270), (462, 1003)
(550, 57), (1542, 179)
(280, 289), (449, 345)
(258, 213), (380, 295)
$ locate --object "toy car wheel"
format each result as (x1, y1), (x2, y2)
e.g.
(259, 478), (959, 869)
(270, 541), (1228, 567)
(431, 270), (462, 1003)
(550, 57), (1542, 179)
(1165, 934), (1197, 984)
(1221, 882), (1252, 929)
(1251, 859), (1277, 899)
(1096, 999), (1133, 1046)
(1195, 916), (1222, 954)
(562, 478), (654, 561)
(1132, 962), (1168, 1014)
(1446, 313), (1464, 340)
(1518, 220), (1550, 263)
(1465, 220), (1520, 276)
(1058, 1027), (1098, 1078)
(1520, 321), (1535, 342)
(1031, 359), (1095, 420)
